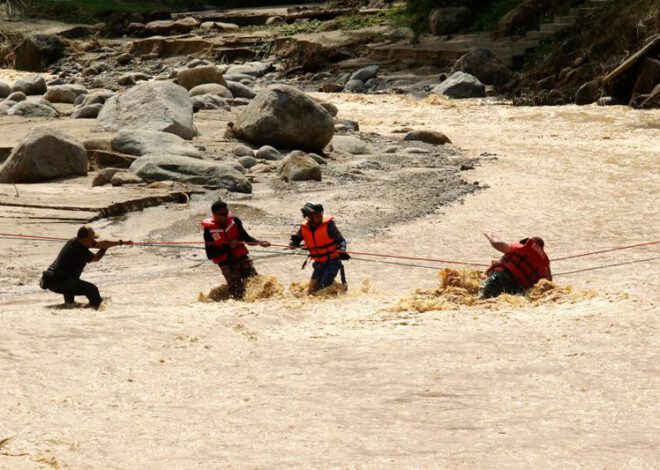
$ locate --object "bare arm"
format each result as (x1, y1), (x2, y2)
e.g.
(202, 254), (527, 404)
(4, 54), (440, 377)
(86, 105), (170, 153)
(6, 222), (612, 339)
(483, 233), (510, 254)
(91, 239), (133, 262)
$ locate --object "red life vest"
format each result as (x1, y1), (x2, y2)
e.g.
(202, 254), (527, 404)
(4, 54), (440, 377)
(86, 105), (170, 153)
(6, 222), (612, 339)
(201, 213), (249, 264)
(301, 215), (341, 262)
(492, 239), (550, 289)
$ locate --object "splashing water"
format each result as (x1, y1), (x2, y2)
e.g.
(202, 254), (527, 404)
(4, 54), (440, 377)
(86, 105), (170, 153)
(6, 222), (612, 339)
(390, 269), (598, 313)
(198, 275), (284, 303)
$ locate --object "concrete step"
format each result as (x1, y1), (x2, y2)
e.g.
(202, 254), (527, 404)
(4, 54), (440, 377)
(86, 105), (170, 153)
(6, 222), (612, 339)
(526, 30), (554, 40)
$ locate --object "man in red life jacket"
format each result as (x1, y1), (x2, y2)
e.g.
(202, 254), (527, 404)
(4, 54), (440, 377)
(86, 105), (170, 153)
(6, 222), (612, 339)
(482, 233), (552, 299)
(202, 200), (270, 299)
(289, 202), (349, 294)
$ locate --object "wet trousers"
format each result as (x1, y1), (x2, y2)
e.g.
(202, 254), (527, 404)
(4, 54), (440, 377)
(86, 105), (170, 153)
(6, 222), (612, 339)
(41, 274), (102, 308)
(481, 270), (524, 299)
(219, 258), (258, 299)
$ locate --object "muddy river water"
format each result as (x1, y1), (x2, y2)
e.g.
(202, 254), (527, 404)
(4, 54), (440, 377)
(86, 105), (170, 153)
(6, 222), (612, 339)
(1, 96), (659, 468)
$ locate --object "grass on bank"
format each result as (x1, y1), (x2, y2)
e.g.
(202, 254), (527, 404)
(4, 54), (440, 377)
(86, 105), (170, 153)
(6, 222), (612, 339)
(280, 5), (413, 36)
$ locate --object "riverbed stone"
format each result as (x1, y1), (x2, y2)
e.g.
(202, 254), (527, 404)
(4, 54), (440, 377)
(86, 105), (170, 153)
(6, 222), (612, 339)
(12, 75), (47, 95)
(233, 84), (334, 152)
(71, 103), (103, 119)
(129, 154), (251, 192)
(431, 71), (485, 99)
(0, 126), (87, 183)
(97, 81), (196, 139)
(277, 151), (321, 182)
(14, 33), (66, 72)
(111, 128), (202, 159)
(177, 65), (227, 90)
(189, 83), (233, 98)
(403, 130), (452, 145)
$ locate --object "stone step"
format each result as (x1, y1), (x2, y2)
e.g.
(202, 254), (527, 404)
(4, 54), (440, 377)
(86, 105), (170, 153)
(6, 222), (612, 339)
(585, 0), (611, 6)
(512, 39), (540, 56)
(540, 22), (572, 33)
(571, 7), (601, 18)
(526, 30), (554, 40)
(554, 15), (577, 24)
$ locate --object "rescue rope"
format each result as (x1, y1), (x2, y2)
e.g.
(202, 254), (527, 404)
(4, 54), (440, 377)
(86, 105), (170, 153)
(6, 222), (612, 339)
(1, 233), (659, 276)
(551, 240), (660, 262)
(553, 256), (660, 277)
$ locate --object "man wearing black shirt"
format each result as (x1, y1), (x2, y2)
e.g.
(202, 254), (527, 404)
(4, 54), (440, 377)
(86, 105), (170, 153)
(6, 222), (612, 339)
(40, 226), (132, 309)
(202, 200), (270, 299)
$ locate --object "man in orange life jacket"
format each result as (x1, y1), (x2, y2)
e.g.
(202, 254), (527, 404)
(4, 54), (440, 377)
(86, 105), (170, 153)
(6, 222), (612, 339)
(202, 200), (270, 299)
(289, 202), (349, 294)
(482, 233), (552, 298)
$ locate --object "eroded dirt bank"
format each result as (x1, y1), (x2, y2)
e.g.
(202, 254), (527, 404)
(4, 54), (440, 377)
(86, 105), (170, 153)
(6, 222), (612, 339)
(1, 97), (659, 468)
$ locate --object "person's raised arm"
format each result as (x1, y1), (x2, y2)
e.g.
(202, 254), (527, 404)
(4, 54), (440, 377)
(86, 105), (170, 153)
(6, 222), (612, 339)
(483, 233), (510, 254)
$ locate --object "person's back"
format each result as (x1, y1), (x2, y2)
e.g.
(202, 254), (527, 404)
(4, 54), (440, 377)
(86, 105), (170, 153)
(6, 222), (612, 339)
(46, 238), (93, 281)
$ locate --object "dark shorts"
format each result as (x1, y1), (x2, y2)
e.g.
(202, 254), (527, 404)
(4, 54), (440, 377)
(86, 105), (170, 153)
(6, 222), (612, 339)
(311, 259), (343, 288)
(481, 269), (524, 299)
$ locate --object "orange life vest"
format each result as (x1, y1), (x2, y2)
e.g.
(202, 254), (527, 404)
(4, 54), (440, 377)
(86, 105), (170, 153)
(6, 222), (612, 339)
(301, 215), (341, 262)
(491, 239), (550, 289)
(201, 213), (249, 264)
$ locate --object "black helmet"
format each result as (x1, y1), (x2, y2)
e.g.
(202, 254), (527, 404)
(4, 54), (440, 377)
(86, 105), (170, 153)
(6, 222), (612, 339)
(301, 202), (324, 217)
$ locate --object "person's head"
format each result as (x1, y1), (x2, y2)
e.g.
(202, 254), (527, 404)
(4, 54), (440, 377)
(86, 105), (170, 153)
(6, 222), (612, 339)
(520, 236), (545, 249)
(77, 225), (99, 247)
(211, 200), (229, 223)
(301, 202), (324, 225)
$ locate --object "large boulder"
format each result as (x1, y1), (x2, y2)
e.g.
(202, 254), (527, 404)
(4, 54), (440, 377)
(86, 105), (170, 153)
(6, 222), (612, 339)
(189, 83), (233, 98)
(233, 85), (334, 152)
(498, 2), (540, 36)
(431, 72), (485, 99)
(12, 75), (47, 95)
(111, 129), (202, 159)
(13, 33), (66, 72)
(7, 100), (59, 118)
(0, 126), (87, 183)
(0, 81), (11, 98)
(451, 48), (512, 86)
(277, 151), (321, 182)
(129, 154), (251, 192)
(428, 7), (471, 36)
(177, 65), (227, 90)
(97, 81), (196, 139)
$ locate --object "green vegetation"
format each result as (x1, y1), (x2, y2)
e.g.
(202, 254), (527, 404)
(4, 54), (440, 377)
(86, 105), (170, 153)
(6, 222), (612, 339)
(280, 6), (411, 36)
